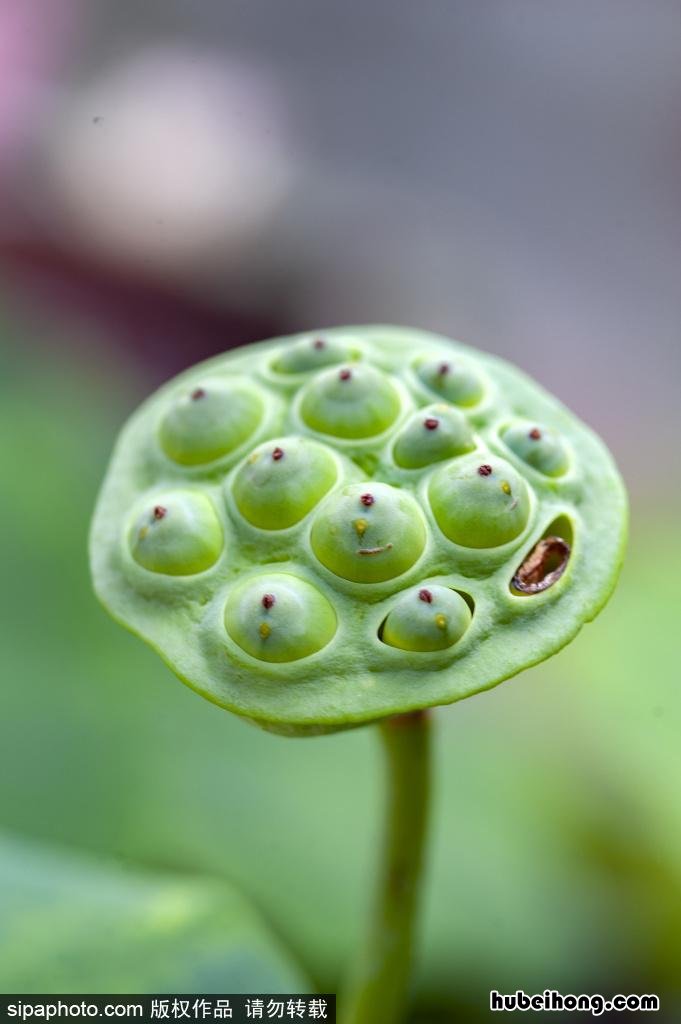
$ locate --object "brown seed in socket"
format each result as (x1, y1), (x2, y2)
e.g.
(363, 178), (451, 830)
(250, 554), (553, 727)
(512, 536), (571, 594)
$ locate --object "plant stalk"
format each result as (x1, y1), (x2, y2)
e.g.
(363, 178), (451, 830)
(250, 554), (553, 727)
(341, 709), (432, 1024)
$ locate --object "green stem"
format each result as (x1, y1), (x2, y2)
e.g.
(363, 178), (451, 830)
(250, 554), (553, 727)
(341, 710), (432, 1024)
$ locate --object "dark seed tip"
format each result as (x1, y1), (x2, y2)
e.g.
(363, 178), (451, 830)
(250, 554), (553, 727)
(339, 368), (352, 381)
(478, 464), (493, 476)
(312, 337), (326, 350)
(529, 427), (542, 440)
(418, 588), (433, 603)
(360, 492), (375, 507)
(272, 447), (285, 461)
(437, 362), (450, 376)
(191, 387), (206, 401)
(262, 593), (276, 609)
(424, 417), (439, 431)
(153, 505), (167, 520)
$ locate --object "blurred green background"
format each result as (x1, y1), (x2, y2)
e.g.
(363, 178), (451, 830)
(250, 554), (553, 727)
(0, 3), (680, 1021)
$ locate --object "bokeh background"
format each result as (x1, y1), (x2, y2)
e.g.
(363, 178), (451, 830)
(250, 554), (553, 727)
(1, 2), (680, 1020)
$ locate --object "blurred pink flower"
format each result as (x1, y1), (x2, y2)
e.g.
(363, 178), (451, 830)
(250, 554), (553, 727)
(0, 0), (77, 168)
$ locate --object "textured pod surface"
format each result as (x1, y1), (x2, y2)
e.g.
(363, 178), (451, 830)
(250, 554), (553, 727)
(90, 326), (627, 734)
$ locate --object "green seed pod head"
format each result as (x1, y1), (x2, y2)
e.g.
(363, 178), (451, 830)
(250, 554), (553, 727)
(270, 333), (358, 375)
(159, 381), (263, 466)
(129, 491), (223, 575)
(502, 419), (569, 477)
(393, 403), (475, 468)
(415, 354), (484, 407)
(429, 456), (531, 549)
(233, 437), (337, 530)
(299, 363), (401, 439)
(310, 482), (427, 583)
(225, 573), (337, 662)
(382, 585), (471, 652)
(90, 326), (627, 735)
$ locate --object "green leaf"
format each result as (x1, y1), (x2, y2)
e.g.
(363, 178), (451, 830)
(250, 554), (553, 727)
(0, 833), (309, 994)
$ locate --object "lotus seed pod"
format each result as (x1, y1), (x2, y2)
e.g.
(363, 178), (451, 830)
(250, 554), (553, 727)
(382, 585), (472, 652)
(128, 491), (223, 575)
(299, 364), (401, 439)
(233, 437), (337, 530)
(271, 334), (358, 374)
(91, 325), (626, 734)
(310, 482), (427, 583)
(429, 456), (531, 548)
(224, 573), (336, 662)
(503, 420), (569, 477)
(415, 355), (484, 407)
(159, 381), (263, 466)
(393, 404), (475, 468)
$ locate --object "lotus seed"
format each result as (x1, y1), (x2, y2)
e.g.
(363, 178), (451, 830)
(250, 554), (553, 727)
(381, 584), (472, 652)
(224, 573), (337, 662)
(159, 381), (263, 466)
(429, 455), (531, 548)
(393, 404), (475, 469)
(272, 334), (357, 374)
(233, 436), (337, 530)
(311, 482), (426, 583)
(129, 491), (223, 575)
(300, 363), (401, 439)
(415, 356), (484, 407)
(503, 420), (569, 477)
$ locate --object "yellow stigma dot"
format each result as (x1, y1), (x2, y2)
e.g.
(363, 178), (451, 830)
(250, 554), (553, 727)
(354, 517), (368, 537)
(248, 451), (259, 464)
(259, 622), (271, 640)
(501, 481), (512, 495)
(435, 613), (447, 630)
(138, 526), (149, 541)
